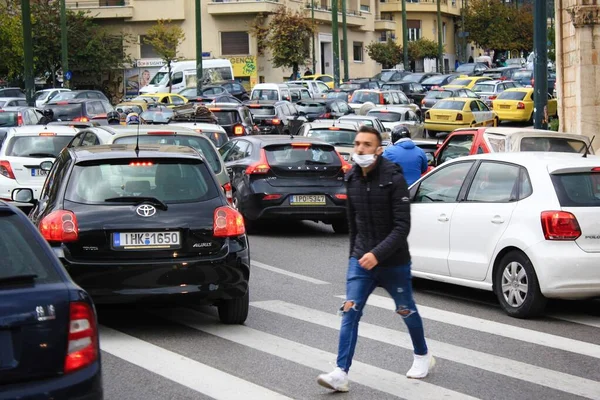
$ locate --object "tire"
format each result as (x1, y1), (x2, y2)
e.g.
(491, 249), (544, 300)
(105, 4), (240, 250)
(218, 290), (249, 324)
(494, 251), (547, 318)
(332, 219), (349, 234)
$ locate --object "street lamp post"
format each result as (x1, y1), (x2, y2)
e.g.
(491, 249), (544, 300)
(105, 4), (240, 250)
(332, 0), (340, 88)
(437, 0), (443, 73)
(312, 1), (316, 74)
(533, 0), (548, 129)
(401, 0), (409, 71)
(21, 0), (34, 105)
(196, 0), (203, 95)
(342, 0), (349, 81)
(60, 0), (69, 89)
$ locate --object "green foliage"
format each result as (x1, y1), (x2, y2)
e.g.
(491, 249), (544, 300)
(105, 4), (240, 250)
(144, 19), (185, 92)
(547, 25), (556, 63)
(0, 2), (23, 82)
(464, 0), (533, 53)
(250, 7), (314, 76)
(549, 118), (559, 132)
(408, 38), (441, 61)
(366, 40), (401, 69)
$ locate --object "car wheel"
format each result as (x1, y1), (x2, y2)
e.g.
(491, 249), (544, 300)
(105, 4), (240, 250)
(332, 219), (349, 234)
(218, 290), (249, 324)
(494, 251), (547, 318)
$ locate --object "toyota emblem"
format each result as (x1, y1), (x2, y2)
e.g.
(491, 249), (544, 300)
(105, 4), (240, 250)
(136, 204), (157, 217)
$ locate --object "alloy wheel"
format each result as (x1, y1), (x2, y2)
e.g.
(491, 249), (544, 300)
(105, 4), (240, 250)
(501, 261), (528, 307)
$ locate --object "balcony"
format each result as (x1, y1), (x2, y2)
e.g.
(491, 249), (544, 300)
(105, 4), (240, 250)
(374, 14), (396, 31)
(303, 3), (367, 27)
(207, 0), (282, 15)
(379, 0), (461, 17)
(66, 0), (133, 19)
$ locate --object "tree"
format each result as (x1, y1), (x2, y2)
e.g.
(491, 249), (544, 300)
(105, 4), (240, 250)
(464, 0), (533, 57)
(0, 1), (23, 83)
(547, 24), (556, 63)
(366, 40), (402, 69)
(143, 19), (185, 92)
(408, 38), (440, 62)
(250, 8), (314, 78)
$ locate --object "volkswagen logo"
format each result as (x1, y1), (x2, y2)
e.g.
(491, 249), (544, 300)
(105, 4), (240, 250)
(136, 204), (157, 217)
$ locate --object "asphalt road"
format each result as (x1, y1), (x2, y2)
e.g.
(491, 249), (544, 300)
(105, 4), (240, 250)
(98, 221), (600, 400)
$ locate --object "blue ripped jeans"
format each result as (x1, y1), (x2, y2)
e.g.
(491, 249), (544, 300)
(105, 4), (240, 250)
(336, 257), (428, 373)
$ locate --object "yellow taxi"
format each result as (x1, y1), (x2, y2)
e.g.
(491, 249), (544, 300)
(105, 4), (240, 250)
(129, 93), (188, 108)
(424, 97), (498, 133)
(443, 76), (493, 90)
(492, 87), (558, 123)
(301, 74), (338, 89)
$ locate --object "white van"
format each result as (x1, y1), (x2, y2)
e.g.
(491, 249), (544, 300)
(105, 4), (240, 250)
(250, 83), (312, 102)
(140, 59), (234, 94)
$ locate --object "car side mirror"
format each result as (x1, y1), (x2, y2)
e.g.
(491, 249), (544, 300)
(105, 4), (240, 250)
(40, 161), (53, 171)
(11, 188), (35, 204)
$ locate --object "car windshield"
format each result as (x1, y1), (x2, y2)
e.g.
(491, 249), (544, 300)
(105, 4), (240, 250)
(425, 90), (453, 100)
(210, 110), (241, 125)
(0, 111), (18, 127)
(520, 137), (588, 154)
(179, 88), (197, 97)
(247, 106), (276, 116)
(296, 101), (327, 114)
(251, 89), (279, 101)
(551, 173), (600, 207)
(448, 79), (472, 86)
(65, 159), (219, 204)
(472, 84), (496, 93)
(305, 129), (356, 146)
(456, 64), (475, 72)
(367, 111), (403, 122)
(112, 135), (221, 174)
(0, 213), (60, 284)
(497, 91), (527, 100)
(149, 71), (167, 85)
(5, 135), (73, 157)
(378, 71), (397, 81)
(402, 74), (424, 83)
(433, 100), (466, 111)
(351, 92), (380, 104)
(512, 71), (533, 80)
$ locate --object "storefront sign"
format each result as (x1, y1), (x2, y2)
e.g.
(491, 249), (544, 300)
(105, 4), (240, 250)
(228, 56), (258, 90)
(135, 58), (166, 68)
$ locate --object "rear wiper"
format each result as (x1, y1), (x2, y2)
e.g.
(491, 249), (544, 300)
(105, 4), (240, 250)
(0, 274), (37, 285)
(330, 142), (354, 146)
(104, 196), (168, 211)
(26, 153), (56, 158)
(305, 160), (329, 165)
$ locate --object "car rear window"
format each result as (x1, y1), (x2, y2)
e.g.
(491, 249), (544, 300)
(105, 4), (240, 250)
(340, 84), (360, 90)
(472, 84), (495, 93)
(296, 102), (327, 114)
(0, 111), (18, 127)
(45, 104), (84, 121)
(433, 100), (465, 110)
(551, 173), (600, 207)
(367, 111), (402, 122)
(140, 110), (173, 124)
(112, 135), (222, 174)
(265, 143), (342, 167)
(326, 92), (349, 100)
(305, 129), (356, 146)
(402, 74), (424, 83)
(513, 71), (533, 80)
(0, 212), (60, 284)
(425, 90), (453, 100)
(497, 91), (527, 101)
(519, 137), (587, 153)
(251, 89), (279, 101)
(448, 79), (472, 86)
(210, 110), (241, 125)
(5, 135), (73, 157)
(351, 92), (380, 104)
(247, 106), (276, 116)
(65, 159), (219, 204)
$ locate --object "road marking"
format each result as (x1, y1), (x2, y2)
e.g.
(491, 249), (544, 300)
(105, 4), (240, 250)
(252, 300), (600, 400)
(99, 326), (292, 400)
(251, 260), (330, 285)
(339, 294), (600, 359)
(159, 308), (479, 400)
(550, 314), (600, 329)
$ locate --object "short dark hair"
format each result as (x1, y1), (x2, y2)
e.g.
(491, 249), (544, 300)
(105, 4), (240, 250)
(357, 125), (382, 144)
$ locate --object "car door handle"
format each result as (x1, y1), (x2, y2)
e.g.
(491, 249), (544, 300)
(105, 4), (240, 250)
(491, 216), (505, 224)
(437, 214), (449, 222)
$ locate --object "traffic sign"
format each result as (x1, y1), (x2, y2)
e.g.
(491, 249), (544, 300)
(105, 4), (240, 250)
(65, 71), (72, 80)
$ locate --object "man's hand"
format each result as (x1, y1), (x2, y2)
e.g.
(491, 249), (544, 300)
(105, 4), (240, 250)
(359, 252), (378, 270)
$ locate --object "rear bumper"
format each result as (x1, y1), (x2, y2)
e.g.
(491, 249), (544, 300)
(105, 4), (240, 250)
(494, 110), (530, 122)
(0, 178), (43, 201)
(0, 363), (102, 400)
(424, 121), (469, 132)
(55, 240), (250, 305)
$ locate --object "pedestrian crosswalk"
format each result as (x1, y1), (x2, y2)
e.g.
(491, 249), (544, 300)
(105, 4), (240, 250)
(99, 290), (600, 400)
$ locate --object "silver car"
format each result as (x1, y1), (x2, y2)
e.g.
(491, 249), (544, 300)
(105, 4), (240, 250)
(472, 80), (521, 107)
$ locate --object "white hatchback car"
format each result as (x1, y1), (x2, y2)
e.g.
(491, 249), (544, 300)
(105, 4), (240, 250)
(0, 125), (78, 201)
(408, 151), (600, 318)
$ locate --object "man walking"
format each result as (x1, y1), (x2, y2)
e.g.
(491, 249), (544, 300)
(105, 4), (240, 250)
(317, 126), (433, 393)
(383, 126), (429, 186)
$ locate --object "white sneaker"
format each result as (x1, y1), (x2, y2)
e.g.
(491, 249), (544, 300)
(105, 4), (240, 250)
(406, 353), (435, 379)
(317, 367), (349, 392)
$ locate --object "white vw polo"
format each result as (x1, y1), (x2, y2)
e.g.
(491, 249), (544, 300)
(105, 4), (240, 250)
(408, 151), (600, 318)
(0, 125), (78, 201)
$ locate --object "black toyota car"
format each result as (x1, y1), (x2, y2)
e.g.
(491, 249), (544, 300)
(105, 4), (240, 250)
(15, 144), (250, 324)
(0, 201), (102, 399)
(220, 136), (351, 233)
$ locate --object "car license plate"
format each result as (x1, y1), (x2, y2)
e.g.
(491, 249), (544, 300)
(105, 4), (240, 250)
(30, 168), (48, 177)
(290, 195), (326, 206)
(500, 105), (511, 109)
(436, 115), (450, 121)
(112, 231), (181, 250)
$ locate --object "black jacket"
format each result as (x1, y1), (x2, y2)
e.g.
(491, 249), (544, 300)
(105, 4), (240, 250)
(345, 156), (411, 267)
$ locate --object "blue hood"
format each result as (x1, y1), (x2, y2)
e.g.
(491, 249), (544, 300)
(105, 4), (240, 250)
(396, 138), (416, 149)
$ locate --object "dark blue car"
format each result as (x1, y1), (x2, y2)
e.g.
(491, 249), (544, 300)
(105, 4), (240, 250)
(0, 201), (102, 400)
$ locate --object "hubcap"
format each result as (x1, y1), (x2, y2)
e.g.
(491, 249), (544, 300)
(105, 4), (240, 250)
(501, 261), (528, 307)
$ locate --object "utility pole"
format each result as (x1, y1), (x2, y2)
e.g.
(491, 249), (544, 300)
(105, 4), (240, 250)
(533, 0), (548, 129)
(195, 0), (203, 95)
(437, 0), (443, 73)
(332, 0), (340, 88)
(60, 0), (69, 89)
(342, 0), (349, 81)
(401, 0), (409, 71)
(21, 0), (34, 105)
(312, 1), (316, 74)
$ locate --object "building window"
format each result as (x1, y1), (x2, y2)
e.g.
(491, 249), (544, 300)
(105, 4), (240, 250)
(221, 32), (250, 55)
(407, 20), (421, 42)
(353, 42), (363, 62)
(443, 22), (446, 44)
(139, 35), (159, 58)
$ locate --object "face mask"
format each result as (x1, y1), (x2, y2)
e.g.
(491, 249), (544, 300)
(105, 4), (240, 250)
(352, 153), (376, 168)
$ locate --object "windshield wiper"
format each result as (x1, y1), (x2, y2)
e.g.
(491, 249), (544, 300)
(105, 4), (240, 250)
(104, 196), (168, 211)
(26, 153), (56, 158)
(0, 274), (37, 285)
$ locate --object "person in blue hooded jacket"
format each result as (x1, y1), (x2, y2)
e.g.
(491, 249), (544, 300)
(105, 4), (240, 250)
(383, 126), (428, 186)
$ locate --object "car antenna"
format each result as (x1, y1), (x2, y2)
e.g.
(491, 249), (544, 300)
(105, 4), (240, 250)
(134, 118), (140, 157)
(583, 135), (595, 158)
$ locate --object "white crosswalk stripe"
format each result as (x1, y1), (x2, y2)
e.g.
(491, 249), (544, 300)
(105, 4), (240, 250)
(251, 300), (600, 400)
(550, 314), (600, 329)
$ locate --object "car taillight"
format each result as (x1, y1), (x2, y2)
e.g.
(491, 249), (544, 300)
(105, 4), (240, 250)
(541, 211), (581, 240)
(456, 113), (463, 121)
(73, 117), (89, 122)
(17, 113), (23, 126)
(335, 194), (347, 200)
(270, 119), (280, 125)
(222, 182), (233, 205)
(425, 111), (430, 120)
(421, 99), (426, 105)
(319, 113), (331, 119)
(64, 302), (98, 374)
(0, 160), (15, 179)
(233, 125), (244, 135)
(263, 194), (282, 201)
(245, 149), (270, 175)
(489, 95), (497, 101)
(338, 152), (352, 173)
(39, 210), (79, 243)
(213, 206), (245, 237)
(517, 102), (525, 109)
